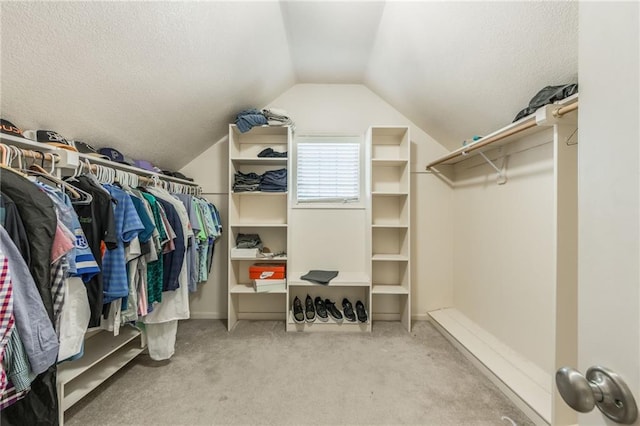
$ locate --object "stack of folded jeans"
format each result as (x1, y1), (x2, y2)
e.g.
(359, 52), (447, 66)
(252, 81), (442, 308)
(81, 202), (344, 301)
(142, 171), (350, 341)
(233, 171), (261, 192)
(257, 147), (287, 158)
(260, 168), (287, 192)
(235, 109), (267, 133)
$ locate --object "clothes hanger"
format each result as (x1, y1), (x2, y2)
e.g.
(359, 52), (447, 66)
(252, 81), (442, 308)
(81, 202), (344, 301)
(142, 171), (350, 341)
(23, 161), (94, 204)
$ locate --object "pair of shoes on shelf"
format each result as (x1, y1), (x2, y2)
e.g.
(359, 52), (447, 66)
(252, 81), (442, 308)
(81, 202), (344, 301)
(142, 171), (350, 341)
(341, 298), (368, 323)
(305, 295), (332, 323)
(292, 295), (323, 323)
(292, 296), (368, 324)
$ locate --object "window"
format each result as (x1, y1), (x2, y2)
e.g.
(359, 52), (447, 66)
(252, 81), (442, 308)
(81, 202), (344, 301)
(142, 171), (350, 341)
(296, 140), (360, 203)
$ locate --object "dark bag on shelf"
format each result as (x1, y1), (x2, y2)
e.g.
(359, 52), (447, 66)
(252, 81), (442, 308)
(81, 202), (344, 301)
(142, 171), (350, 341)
(513, 84), (578, 122)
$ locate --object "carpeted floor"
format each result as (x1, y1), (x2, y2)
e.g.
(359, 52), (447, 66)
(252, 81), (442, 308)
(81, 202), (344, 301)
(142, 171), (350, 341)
(65, 320), (534, 425)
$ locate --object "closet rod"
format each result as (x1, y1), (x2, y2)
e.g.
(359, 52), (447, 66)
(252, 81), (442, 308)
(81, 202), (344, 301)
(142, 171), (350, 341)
(0, 144), (59, 164)
(426, 100), (579, 169)
(553, 102), (578, 117)
(426, 120), (537, 169)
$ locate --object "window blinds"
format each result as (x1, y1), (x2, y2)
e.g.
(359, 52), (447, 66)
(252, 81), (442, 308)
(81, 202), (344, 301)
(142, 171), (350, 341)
(296, 142), (360, 203)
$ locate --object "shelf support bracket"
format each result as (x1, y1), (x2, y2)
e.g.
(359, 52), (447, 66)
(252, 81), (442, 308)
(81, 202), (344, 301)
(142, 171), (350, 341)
(478, 151), (507, 185)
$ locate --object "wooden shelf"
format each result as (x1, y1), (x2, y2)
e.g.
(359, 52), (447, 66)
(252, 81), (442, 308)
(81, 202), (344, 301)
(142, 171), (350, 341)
(426, 95), (579, 168)
(372, 254), (409, 262)
(372, 159), (408, 166)
(229, 283), (287, 294)
(286, 311), (370, 332)
(372, 285), (410, 295)
(372, 191), (408, 197)
(230, 157), (287, 166)
(230, 223), (288, 228)
(57, 326), (143, 385)
(231, 191), (287, 196)
(288, 271), (370, 287)
(230, 256), (287, 261)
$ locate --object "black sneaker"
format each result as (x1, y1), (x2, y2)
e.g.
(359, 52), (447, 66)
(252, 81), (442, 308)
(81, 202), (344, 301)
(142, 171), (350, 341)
(292, 296), (304, 324)
(305, 295), (315, 322)
(342, 298), (356, 322)
(325, 299), (343, 322)
(355, 300), (368, 323)
(314, 297), (328, 322)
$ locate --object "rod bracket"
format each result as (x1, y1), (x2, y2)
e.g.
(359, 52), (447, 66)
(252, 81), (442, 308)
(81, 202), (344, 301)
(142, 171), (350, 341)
(479, 152), (507, 185)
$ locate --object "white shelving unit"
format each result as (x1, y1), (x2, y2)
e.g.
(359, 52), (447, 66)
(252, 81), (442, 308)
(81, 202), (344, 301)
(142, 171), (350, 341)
(286, 272), (371, 332)
(57, 326), (145, 424)
(368, 126), (411, 331)
(227, 125), (291, 330)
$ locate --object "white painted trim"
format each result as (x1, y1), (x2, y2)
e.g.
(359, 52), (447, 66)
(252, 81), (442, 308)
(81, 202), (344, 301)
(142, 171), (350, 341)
(429, 308), (551, 425)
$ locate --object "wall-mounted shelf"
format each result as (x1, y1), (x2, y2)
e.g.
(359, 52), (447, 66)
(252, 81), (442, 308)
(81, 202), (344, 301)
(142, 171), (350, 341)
(426, 96), (578, 169)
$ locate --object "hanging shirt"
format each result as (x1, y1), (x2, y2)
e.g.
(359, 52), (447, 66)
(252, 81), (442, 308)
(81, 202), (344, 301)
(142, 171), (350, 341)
(141, 192), (167, 307)
(0, 251), (15, 395)
(69, 175), (117, 327)
(0, 193), (30, 266)
(0, 170), (57, 322)
(38, 183), (100, 282)
(102, 184), (144, 304)
(0, 227), (58, 375)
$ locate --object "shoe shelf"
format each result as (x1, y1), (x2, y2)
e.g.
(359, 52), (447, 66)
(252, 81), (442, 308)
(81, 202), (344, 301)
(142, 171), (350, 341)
(286, 311), (370, 332)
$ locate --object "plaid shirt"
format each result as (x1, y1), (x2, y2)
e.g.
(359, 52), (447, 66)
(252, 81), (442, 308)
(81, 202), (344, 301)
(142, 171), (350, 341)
(0, 251), (16, 395)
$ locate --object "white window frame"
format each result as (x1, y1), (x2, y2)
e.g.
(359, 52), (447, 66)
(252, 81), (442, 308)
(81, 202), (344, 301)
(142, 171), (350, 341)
(293, 134), (365, 209)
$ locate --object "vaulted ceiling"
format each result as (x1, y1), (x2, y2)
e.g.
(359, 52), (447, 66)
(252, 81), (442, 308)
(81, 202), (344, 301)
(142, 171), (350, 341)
(0, 1), (578, 171)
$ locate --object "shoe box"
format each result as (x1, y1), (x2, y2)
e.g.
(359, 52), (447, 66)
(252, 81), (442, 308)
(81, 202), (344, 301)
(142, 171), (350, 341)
(249, 263), (286, 280)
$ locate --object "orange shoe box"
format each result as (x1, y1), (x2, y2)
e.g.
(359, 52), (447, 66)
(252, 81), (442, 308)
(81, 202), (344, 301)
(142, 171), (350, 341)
(249, 263), (286, 280)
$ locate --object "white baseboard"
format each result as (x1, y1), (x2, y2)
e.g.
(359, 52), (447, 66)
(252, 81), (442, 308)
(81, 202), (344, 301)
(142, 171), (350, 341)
(428, 308), (551, 425)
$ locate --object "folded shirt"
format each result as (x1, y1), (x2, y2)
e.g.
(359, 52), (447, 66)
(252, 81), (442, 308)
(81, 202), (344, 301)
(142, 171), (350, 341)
(300, 270), (339, 285)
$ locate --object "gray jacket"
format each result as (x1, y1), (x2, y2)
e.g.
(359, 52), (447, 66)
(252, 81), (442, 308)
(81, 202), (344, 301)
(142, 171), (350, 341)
(0, 227), (59, 375)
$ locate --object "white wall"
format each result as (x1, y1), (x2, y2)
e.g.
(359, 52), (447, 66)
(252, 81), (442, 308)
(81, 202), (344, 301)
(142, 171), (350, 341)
(181, 83), (453, 320)
(452, 131), (556, 373)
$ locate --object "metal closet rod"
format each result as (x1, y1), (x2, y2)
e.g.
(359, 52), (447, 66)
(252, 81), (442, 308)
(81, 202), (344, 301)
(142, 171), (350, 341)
(426, 101), (579, 169)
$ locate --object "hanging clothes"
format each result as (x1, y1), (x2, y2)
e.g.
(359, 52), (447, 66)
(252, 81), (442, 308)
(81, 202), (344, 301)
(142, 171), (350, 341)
(67, 175), (117, 327)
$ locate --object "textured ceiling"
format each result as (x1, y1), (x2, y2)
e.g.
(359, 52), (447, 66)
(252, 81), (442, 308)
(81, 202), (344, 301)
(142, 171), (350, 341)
(0, 1), (578, 170)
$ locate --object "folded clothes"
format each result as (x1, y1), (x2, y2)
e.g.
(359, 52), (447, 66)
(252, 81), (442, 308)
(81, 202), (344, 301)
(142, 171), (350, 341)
(236, 233), (262, 250)
(300, 270), (339, 285)
(258, 147), (287, 158)
(235, 108), (267, 133)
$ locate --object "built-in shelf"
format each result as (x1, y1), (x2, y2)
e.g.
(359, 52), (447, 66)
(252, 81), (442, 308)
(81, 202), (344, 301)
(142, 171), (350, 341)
(230, 157), (288, 166)
(372, 254), (409, 262)
(372, 285), (410, 295)
(372, 159), (408, 166)
(228, 124), (292, 331)
(231, 191), (287, 196)
(230, 223), (288, 228)
(286, 311), (369, 332)
(230, 256), (287, 261)
(372, 191), (408, 197)
(230, 283), (287, 294)
(426, 95), (579, 168)
(57, 326), (144, 420)
(371, 224), (408, 229)
(288, 271), (370, 287)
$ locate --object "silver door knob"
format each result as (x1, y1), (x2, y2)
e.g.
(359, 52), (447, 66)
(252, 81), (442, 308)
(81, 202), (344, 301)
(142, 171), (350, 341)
(556, 366), (638, 424)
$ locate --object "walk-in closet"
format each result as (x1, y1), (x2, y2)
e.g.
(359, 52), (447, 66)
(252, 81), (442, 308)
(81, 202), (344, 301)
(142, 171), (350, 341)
(1, 2), (638, 425)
